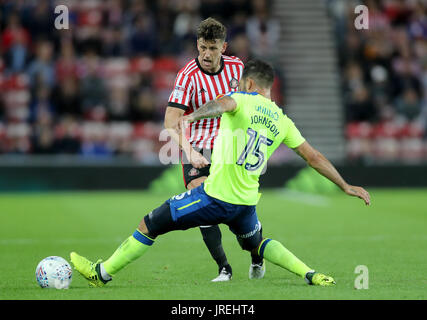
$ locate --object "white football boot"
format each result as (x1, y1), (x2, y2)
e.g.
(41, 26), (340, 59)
(211, 266), (232, 282)
(249, 261), (266, 279)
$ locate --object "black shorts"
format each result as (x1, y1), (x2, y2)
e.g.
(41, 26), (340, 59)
(181, 148), (212, 188)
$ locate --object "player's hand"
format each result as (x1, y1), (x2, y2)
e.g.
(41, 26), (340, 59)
(188, 148), (209, 169)
(343, 185), (371, 206)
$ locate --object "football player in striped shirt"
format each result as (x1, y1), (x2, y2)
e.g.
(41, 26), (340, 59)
(69, 59), (370, 288)
(164, 17), (262, 282)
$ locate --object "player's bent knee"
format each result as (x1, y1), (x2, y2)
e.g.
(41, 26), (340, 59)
(143, 201), (177, 238)
(200, 225), (222, 244)
(237, 232), (263, 252)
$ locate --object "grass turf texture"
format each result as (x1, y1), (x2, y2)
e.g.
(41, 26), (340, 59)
(0, 189), (426, 300)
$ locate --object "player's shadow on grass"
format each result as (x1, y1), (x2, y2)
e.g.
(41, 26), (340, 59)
(254, 277), (309, 288)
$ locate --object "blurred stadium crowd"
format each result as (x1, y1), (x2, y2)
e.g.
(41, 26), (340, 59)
(330, 0), (427, 163)
(0, 0), (282, 163)
(0, 0), (425, 164)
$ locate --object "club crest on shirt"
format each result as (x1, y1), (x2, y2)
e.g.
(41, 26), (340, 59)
(229, 77), (238, 89)
(188, 168), (199, 176)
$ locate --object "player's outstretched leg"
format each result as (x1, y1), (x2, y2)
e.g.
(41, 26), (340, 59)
(200, 225), (232, 282)
(70, 229), (154, 287)
(257, 238), (336, 286)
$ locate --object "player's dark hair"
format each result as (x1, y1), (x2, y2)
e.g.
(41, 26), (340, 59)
(197, 17), (227, 42)
(242, 59), (275, 88)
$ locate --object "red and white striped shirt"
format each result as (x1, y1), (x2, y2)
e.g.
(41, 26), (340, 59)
(168, 55), (244, 149)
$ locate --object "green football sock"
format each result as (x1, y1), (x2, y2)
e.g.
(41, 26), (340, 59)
(103, 230), (154, 276)
(259, 239), (312, 278)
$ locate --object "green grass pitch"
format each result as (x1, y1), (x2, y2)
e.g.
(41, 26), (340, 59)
(0, 189), (426, 300)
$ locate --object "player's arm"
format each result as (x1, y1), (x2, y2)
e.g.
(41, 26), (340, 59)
(165, 106), (209, 169)
(183, 95), (237, 123)
(164, 106), (192, 155)
(293, 141), (370, 205)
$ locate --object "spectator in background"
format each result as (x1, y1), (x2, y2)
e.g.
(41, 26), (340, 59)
(22, 0), (53, 41)
(2, 11), (30, 73)
(26, 39), (55, 88)
(55, 39), (79, 82)
(54, 116), (81, 154)
(343, 61), (366, 98)
(129, 88), (159, 122)
(29, 85), (54, 123)
(103, 0), (124, 28)
(31, 92), (55, 154)
(153, 0), (177, 54)
(422, 59), (427, 108)
(395, 87), (421, 121)
(102, 0), (126, 57)
(80, 127), (113, 158)
(361, 30), (394, 73)
(200, 0), (225, 20)
(391, 57), (422, 99)
(32, 125), (56, 154)
(172, 0), (200, 52)
(369, 64), (392, 104)
(339, 29), (365, 68)
(0, 0), (285, 160)
(384, 0), (413, 27)
(227, 32), (251, 63)
(51, 76), (82, 117)
(246, 0), (280, 60)
(79, 50), (109, 120)
(346, 85), (377, 122)
(228, 12), (248, 40)
(102, 26), (125, 57)
(0, 96), (5, 122)
(108, 86), (130, 121)
(129, 13), (157, 56)
(226, 0), (253, 18)
(408, 1), (427, 40)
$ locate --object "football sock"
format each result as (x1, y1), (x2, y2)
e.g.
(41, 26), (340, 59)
(99, 262), (112, 281)
(259, 239), (312, 278)
(102, 229), (154, 277)
(251, 226), (264, 265)
(251, 252), (264, 265)
(199, 225), (229, 270)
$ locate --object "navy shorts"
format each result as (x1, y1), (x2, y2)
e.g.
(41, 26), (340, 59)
(144, 184), (262, 249)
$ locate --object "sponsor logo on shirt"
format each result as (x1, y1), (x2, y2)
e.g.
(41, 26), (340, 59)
(173, 86), (185, 100)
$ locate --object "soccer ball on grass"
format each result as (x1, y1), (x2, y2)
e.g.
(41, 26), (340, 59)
(35, 256), (73, 289)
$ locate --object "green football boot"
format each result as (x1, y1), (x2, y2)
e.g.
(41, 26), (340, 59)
(70, 252), (109, 287)
(305, 271), (336, 286)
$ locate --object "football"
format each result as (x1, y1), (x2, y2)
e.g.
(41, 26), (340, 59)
(35, 256), (73, 289)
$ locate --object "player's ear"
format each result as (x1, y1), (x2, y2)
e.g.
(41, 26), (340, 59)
(221, 41), (227, 54)
(246, 78), (256, 92)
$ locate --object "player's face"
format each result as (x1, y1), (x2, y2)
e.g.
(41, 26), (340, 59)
(197, 38), (227, 73)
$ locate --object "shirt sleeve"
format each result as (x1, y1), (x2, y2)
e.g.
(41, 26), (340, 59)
(225, 92), (244, 114)
(282, 116), (306, 148)
(168, 73), (193, 111)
